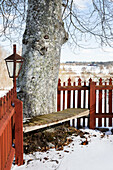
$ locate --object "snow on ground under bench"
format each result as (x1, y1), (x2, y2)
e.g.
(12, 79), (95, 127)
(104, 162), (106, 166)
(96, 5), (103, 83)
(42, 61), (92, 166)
(12, 129), (113, 170)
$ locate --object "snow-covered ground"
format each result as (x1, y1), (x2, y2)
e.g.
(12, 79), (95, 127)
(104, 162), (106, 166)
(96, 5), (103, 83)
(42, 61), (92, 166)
(0, 90), (9, 98)
(12, 129), (113, 170)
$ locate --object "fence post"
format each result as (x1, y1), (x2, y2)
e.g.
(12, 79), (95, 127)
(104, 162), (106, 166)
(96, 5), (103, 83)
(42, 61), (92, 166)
(90, 81), (96, 129)
(14, 99), (23, 166)
(57, 79), (61, 111)
(0, 136), (1, 170)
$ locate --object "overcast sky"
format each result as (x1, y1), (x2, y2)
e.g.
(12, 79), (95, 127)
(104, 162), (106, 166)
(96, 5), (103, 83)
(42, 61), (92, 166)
(61, 42), (113, 63)
(0, 0), (113, 63)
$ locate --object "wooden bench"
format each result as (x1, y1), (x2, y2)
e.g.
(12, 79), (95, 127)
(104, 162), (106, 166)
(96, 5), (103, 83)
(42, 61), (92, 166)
(23, 108), (89, 133)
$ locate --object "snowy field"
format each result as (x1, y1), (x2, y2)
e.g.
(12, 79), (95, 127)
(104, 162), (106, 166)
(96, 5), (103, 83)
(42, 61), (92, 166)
(12, 129), (113, 170)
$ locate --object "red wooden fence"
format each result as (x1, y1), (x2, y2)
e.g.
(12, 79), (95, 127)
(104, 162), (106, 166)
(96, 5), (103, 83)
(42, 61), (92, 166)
(57, 78), (90, 128)
(57, 78), (113, 129)
(0, 87), (23, 170)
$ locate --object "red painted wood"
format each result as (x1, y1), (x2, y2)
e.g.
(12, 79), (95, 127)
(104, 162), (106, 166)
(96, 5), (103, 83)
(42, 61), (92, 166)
(0, 86), (23, 170)
(83, 81), (86, 108)
(57, 79), (61, 111)
(0, 108), (15, 136)
(88, 78), (92, 109)
(98, 78), (102, 127)
(4, 148), (15, 170)
(4, 96), (6, 116)
(78, 78), (81, 108)
(90, 82), (96, 129)
(104, 82), (107, 126)
(0, 136), (1, 170)
(73, 82), (75, 108)
(95, 85), (113, 90)
(63, 82), (65, 110)
(77, 118), (80, 128)
(3, 132), (5, 169)
(67, 78), (71, 108)
(0, 98), (3, 119)
(83, 117), (85, 127)
(83, 81), (86, 127)
(58, 86), (89, 91)
(109, 78), (112, 126)
(95, 114), (113, 118)
(14, 99), (23, 166)
(72, 119), (75, 127)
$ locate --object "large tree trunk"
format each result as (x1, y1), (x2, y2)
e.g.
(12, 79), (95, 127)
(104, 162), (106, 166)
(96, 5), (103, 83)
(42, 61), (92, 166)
(18, 0), (68, 117)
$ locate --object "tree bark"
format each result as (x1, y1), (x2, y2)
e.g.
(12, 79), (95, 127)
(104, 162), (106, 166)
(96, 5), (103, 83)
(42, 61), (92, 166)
(18, 0), (68, 117)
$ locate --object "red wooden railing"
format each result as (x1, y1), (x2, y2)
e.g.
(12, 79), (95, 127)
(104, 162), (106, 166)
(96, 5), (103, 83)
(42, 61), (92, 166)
(57, 78), (113, 129)
(57, 78), (90, 128)
(91, 78), (113, 129)
(0, 87), (23, 170)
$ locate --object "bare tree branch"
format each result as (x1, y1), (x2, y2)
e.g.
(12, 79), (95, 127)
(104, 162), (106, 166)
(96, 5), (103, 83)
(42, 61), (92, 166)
(0, 0), (113, 48)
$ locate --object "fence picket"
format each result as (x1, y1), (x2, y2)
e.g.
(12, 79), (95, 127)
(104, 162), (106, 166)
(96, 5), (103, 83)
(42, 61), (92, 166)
(83, 81), (86, 108)
(83, 81), (86, 127)
(63, 82), (65, 110)
(67, 78), (71, 108)
(0, 87), (23, 169)
(109, 78), (112, 126)
(78, 78), (81, 108)
(88, 78), (92, 109)
(73, 82), (75, 108)
(98, 78), (102, 127)
(57, 78), (113, 128)
(0, 98), (3, 119)
(57, 79), (61, 111)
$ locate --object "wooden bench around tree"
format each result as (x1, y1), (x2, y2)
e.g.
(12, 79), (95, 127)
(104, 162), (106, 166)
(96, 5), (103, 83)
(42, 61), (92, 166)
(23, 108), (89, 133)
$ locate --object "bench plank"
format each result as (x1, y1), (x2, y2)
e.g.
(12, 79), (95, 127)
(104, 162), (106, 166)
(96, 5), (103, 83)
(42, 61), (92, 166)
(23, 108), (89, 133)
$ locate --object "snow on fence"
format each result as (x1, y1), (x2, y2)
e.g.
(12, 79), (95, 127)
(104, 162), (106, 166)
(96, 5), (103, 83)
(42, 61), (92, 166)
(0, 87), (23, 170)
(57, 78), (113, 129)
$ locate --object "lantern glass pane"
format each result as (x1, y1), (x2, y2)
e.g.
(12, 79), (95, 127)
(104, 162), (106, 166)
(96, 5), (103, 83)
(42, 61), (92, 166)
(16, 62), (22, 76)
(6, 61), (14, 77)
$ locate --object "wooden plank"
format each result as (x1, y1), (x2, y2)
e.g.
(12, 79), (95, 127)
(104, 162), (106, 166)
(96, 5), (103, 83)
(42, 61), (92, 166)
(109, 78), (112, 126)
(23, 108), (89, 133)
(83, 81), (86, 108)
(58, 86), (89, 91)
(104, 82), (107, 127)
(57, 79), (61, 111)
(73, 82), (75, 108)
(90, 82), (96, 129)
(78, 78), (81, 108)
(0, 98), (3, 119)
(98, 78), (102, 127)
(14, 99), (23, 166)
(95, 113), (113, 118)
(0, 136), (1, 170)
(4, 147), (15, 170)
(77, 118), (80, 128)
(67, 78), (71, 108)
(88, 78), (92, 109)
(95, 85), (113, 90)
(63, 82), (65, 110)
(0, 107), (15, 136)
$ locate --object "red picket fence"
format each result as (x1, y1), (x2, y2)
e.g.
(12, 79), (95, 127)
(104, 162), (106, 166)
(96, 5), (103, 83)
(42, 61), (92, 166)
(57, 78), (113, 129)
(0, 87), (23, 170)
(91, 78), (113, 129)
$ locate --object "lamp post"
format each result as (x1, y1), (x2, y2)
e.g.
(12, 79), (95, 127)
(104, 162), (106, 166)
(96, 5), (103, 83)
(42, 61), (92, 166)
(5, 44), (24, 166)
(4, 44), (24, 89)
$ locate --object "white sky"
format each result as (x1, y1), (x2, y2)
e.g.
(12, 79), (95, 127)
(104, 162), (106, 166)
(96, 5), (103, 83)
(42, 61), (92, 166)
(0, 0), (113, 63)
(61, 43), (113, 63)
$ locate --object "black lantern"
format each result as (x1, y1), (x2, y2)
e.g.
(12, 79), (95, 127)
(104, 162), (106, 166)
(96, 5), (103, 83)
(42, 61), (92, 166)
(5, 44), (24, 88)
